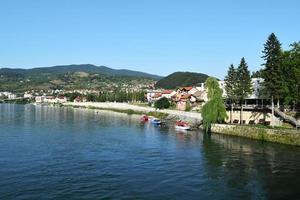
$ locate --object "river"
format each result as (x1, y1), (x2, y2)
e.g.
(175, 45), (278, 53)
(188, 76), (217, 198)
(0, 104), (299, 199)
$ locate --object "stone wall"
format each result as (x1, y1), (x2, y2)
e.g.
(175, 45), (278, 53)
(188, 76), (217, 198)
(211, 124), (300, 146)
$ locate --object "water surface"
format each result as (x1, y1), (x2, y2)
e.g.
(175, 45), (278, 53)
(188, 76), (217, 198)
(0, 104), (299, 199)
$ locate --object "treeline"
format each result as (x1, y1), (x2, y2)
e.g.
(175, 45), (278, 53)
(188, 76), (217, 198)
(65, 90), (146, 103)
(225, 33), (300, 109)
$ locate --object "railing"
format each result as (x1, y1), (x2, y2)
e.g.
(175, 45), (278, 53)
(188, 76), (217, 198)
(271, 107), (300, 127)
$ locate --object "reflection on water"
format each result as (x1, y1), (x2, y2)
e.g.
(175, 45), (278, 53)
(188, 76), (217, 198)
(0, 103), (300, 199)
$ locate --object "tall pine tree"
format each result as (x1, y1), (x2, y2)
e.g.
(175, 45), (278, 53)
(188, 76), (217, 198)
(261, 33), (282, 104)
(224, 64), (237, 123)
(236, 57), (252, 124)
(261, 33), (282, 127)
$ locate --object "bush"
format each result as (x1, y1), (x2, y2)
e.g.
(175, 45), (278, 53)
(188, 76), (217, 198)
(154, 97), (170, 109)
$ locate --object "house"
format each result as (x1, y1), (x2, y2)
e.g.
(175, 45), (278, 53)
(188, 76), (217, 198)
(74, 96), (87, 103)
(35, 96), (45, 103)
(24, 92), (33, 98)
(7, 93), (17, 99)
(56, 96), (67, 103)
(176, 94), (192, 111)
(44, 96), (56, 103)
(152, 93), (162, 101)
(161, 90), (176, 99)
(146, 90), (162, 102)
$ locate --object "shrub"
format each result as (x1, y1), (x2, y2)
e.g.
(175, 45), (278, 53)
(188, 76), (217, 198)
(154, 97), (170, 109)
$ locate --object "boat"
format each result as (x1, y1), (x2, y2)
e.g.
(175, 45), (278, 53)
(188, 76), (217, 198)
(151, 118), (162, 125)
(140, 115), (149, 122)
(175, 120), (190, 130)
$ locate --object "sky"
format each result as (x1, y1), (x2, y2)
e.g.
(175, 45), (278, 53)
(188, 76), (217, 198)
(0, 0), (299, 79)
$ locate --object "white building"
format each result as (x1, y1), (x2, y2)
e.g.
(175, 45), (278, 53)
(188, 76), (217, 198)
(35, 96), (45, 103)
(161, 90), (176, 99)
(199, 78), (264, 101)
(24, 92), (33, 98)
(7, 93), (17, 99)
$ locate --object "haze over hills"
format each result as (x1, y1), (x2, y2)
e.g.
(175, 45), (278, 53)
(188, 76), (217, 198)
(155, 72), (210, 89)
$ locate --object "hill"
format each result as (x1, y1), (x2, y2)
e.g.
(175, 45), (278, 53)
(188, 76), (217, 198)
(0, 64), (162, 80)
(155, 72), (209, 89)
(0, 64), (161, 92)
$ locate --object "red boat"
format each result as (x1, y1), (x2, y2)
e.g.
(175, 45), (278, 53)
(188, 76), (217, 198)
(140, 115), (149, 122)
(175, 120), (190, 130)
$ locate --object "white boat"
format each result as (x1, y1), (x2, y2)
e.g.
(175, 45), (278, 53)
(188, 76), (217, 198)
(175, 121), (190, 130)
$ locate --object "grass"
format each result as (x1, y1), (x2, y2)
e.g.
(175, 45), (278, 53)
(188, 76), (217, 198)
(70, 104), (169, 119)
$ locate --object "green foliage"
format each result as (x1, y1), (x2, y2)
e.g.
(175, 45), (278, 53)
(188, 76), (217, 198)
(0, 65), (157, 92)
(224, 64), (237, 101)
(251, 70), (263, 78)
(201, 77), (227, 133)
(154, 97), (170, 109)
(65, 92), (82, 102)
(280, 42), (300, 107)
(261, 33), (283, 100)
(185, 101), (191, 111)
(236, 58), (253, 101)
(155, 72), (209, 89)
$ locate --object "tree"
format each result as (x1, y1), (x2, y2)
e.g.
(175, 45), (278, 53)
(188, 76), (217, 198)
(261, 33), (283, 127)
(154, 97), (170, 109)
(236, 57), (252, 124)
(224, 64), (237, 123)
(281, 42), (300, 110)
(201, 77), (227, 133)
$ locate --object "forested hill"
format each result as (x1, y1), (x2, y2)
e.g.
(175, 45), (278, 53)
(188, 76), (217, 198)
(0, 64), (161, 92)
(0, 64), (162, 80)
(155, 72), (209, 89)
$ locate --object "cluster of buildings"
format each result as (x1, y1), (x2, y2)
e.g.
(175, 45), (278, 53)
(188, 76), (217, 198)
(0, 92), (17, 99)
(35, 96), (67, 104)
(147, 78), (264, 111)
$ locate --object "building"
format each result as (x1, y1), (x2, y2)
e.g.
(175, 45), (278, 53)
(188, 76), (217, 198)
(7, 93), (17, 99)
(199, 78), (264, 101)
(161, 90), (176, 99)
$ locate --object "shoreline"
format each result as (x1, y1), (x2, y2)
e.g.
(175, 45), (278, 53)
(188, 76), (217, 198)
(63, 102), (202, 126)
(28, 102), (300, 146)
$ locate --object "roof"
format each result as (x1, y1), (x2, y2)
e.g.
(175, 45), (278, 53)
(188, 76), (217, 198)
(153, 93), (162, 98)
(180, 94), (192, 99)
(180, 86), (193, 91)
(162, 90), (174, 94)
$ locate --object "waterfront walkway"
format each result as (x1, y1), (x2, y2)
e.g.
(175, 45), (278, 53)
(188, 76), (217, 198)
(63, 102), (202, 121)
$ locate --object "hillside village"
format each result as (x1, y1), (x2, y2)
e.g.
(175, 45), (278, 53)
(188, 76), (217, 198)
(1, 78), (264, 111)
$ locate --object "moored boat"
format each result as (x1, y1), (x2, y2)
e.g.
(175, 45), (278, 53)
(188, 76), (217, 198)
(175, 120), (190, 130)
(140, 115), (149, 122)
(151, 118), (162, 125)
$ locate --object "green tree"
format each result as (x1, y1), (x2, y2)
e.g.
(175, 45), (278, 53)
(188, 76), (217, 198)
(224, 64), (237, 123)
(236, 57), (252, 124)
(201, 77), (227, 133)
(281, 42), (300, 110)
(261, 33), (283, 127)
(154, 97), (170, 109)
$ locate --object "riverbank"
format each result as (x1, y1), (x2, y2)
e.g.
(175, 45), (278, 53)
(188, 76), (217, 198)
(211, 124), (300, 146)
(49, 102), (300, 146)
(63, 102), (202, 126)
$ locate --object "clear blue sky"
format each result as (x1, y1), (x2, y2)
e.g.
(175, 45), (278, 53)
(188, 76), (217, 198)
(0, 0), (299, 79)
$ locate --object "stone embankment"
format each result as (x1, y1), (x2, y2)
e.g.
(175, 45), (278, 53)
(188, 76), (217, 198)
(211, 124), (300, 146)
(63, 102), (202, 126)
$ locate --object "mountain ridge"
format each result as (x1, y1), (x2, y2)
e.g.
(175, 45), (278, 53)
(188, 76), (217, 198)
(0, 64), (162, 80)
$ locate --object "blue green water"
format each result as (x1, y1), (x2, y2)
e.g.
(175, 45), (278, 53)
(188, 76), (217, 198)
(0, 104), (300, 199)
